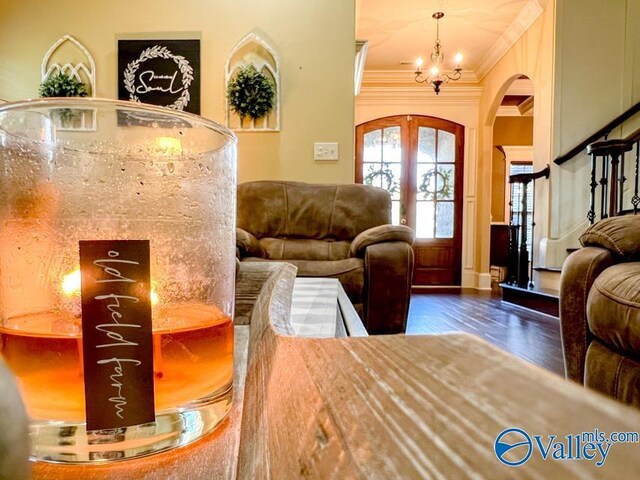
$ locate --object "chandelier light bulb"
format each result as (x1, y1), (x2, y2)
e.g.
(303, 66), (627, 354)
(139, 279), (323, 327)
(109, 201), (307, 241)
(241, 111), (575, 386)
(416, 57), (424, 69)
(430, 65), (440, 77)
(455, 53), (463, 66)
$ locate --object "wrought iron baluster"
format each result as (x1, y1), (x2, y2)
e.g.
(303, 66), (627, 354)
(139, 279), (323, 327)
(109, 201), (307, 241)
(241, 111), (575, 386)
(506, 183), (518, 285)
(609, 152), (620, 217)
(518, 180), (529, 288)
(633, 139), (640, 214)
(588, 151), (597, 224)
(529, 179), (536, 289)
(618, 150), (626, 215)
(600, 154), (609, 219)
(588, 140), (634, 218)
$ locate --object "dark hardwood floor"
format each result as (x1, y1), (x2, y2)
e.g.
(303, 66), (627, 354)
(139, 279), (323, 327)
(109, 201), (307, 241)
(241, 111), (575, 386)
(406, 289), (565, 376)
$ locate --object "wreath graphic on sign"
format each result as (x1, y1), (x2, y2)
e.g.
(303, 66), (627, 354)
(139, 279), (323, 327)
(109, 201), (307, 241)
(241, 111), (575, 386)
(123, 45), (193, 111)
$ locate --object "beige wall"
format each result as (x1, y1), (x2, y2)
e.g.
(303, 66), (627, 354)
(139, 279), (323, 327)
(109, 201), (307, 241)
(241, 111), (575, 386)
(546, 0), (640, 266)
(0, 0), (356, 184)
(493, 117), (534, 145)
(491, 117), (534, 222)
(476, 1), (556, 279)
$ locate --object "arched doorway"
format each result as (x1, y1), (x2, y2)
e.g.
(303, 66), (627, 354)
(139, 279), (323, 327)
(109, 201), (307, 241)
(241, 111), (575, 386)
(488, 76), (534, 285)
(355, 115), (464, 285)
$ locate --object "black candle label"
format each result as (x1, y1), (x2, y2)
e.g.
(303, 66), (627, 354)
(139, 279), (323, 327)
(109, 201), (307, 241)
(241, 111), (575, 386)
(79, 240), (155, 431)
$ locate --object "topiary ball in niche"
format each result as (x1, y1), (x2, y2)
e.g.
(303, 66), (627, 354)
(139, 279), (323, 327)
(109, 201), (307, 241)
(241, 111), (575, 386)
(227, 65), (275, 120)
(39, 73), (88, 98)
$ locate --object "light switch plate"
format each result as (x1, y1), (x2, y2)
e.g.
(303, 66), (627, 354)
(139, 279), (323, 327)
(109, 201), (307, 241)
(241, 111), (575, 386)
(314, 142), (339, 161)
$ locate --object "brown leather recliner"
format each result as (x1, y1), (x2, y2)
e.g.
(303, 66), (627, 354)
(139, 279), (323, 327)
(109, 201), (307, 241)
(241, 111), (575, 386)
(560, 215), (640, 406)
(236, 181), (415, 334)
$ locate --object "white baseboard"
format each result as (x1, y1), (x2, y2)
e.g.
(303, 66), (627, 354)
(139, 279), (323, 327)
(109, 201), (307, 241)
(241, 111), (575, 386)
(461, 270), (492, 290)
(476, 273), (492, 290)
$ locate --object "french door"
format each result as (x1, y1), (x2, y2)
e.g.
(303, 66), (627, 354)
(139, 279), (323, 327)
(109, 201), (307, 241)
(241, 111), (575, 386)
(356, 115), (464, 285)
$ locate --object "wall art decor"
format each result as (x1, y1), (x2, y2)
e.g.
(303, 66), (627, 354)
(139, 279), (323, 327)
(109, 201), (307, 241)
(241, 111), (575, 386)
(118, 39), (200, 114)
(40, 34), (96, 131)
(226, 33), (279, 131)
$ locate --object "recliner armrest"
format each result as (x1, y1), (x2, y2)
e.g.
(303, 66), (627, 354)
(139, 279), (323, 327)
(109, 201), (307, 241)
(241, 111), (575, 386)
(236, 227), (266, 258)
(579, 216), (640, 261)
(560, 246), (615, 383)
(349, 224), (414, 258)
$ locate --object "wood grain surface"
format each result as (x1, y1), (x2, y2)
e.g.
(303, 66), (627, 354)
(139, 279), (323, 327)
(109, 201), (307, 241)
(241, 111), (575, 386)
(33, 263), (640, 479)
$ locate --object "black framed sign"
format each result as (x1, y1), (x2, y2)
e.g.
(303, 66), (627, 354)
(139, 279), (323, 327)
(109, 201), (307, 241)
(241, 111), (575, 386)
(118, 39), (200, 114)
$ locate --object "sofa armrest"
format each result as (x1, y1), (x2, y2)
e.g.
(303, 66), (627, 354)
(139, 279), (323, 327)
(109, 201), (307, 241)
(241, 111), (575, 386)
(560, 246), (615, 383)
(363, 241), (414, 334)
(350, 224), (414, 258)
(236, 228), (266, 259)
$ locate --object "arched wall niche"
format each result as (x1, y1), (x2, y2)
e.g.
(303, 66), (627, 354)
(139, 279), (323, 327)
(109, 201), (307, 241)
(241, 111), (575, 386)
(225, 32), (280, 131)
(41, 34), (96, 97)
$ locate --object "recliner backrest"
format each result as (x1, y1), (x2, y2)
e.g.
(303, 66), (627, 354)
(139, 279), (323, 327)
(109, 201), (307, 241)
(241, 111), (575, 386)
(237, 181), (391, 240)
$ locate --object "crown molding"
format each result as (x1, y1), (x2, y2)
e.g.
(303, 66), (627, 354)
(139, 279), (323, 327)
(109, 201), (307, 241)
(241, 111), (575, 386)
(357, 83), (483, 106)
(502, 145), (533, 162)
(517, 95), (534, 115)
(496, 105), (522, 117)
(474, 0), (545, 80)
(361, 69), (479, 87)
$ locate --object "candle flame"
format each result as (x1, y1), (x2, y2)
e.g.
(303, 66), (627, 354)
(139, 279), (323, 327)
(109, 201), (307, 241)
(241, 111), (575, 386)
(62, 269), (81, 296)
(62, 268), (159, 305)
(151, 289), (159, 306)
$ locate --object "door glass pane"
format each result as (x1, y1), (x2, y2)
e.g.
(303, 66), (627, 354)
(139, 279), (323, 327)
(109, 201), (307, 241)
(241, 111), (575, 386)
(363, 125), (402, 218)
(418, 127), (436, 162)
(391, 200), (401, 226)
(363, 162), (383, 189)
(437, 130), (455, 163)
(435, 202), (454, 238)
(436, 164), (455, 200)
(415, 201), (435, 239)
(363, 162), (400, 199)
(382, 127), (401, 163)
(363, 129), (382, 163)
(416, 163), (436, 201)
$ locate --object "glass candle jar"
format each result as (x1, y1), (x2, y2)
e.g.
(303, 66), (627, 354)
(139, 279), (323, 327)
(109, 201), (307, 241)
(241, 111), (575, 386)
(0, 98), (237, 463)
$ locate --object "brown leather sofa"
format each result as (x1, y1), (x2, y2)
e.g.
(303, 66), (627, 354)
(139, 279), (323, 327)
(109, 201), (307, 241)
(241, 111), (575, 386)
(236, 181), (415, 334)
(560, 215), (640, 406)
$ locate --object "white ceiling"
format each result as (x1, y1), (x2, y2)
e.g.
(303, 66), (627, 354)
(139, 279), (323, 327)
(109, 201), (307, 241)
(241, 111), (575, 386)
(356, 0), (546, 81)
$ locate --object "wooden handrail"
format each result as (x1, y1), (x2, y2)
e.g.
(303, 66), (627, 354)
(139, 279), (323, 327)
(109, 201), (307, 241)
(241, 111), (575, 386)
(554, 102), (640, 165)
(626, 127), (640, 143)
(509, 164), (550, 184)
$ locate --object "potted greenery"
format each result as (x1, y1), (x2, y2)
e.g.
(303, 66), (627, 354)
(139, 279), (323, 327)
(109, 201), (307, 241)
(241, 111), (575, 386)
(39, 73), (89, 128)
(226, 65), (275, 127)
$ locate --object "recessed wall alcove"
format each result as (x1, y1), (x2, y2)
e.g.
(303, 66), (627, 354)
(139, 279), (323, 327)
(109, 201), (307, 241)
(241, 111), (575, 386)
(225, 32), (280, 131)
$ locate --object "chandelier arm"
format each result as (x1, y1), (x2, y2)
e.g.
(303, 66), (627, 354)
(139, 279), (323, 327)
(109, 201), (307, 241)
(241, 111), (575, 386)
(442, 69), (462, 82)
(414, 71), (431, 84)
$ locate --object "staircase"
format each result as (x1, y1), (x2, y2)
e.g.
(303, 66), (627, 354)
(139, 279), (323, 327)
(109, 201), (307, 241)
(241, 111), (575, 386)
(498, 165), (558, 316)
(499, 102), (640, 317)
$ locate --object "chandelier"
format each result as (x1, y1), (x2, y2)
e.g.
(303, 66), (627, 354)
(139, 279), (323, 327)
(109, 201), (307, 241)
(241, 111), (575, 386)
(414, 12), (463, 95)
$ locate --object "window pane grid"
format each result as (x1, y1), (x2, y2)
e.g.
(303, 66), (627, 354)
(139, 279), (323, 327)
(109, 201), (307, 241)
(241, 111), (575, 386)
(509, 164), (534, 259)
(415, 127), (456, 239)
(363, 127), (403, 225)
